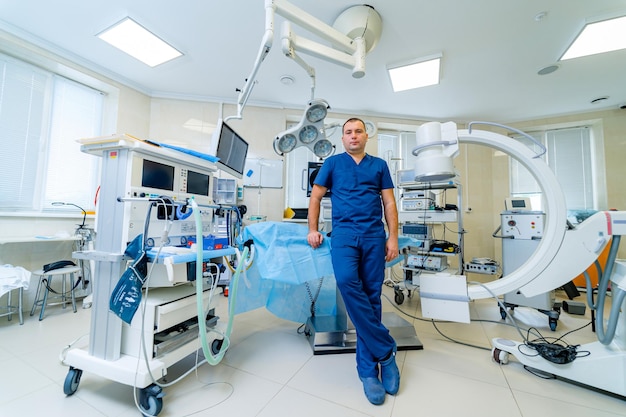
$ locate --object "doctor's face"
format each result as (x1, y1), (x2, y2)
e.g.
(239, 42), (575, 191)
(342, 120), (368, 154)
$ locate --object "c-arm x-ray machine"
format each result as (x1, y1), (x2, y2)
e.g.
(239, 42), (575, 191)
(414, 121), (626, 398)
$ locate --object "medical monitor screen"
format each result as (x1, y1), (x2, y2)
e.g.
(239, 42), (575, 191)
(186, 170), (210, 196)
(307, 162), (330, 197)
(142, 159), (174, 191)
(214, 120), (249, 179)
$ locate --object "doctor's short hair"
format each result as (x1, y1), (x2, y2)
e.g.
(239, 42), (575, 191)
(343, 117), (367, 133)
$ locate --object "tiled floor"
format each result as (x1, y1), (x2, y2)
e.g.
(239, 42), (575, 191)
(1, 281), (625, 417)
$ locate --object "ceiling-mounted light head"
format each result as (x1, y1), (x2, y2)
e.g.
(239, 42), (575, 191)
(412, 121), (459, 182)
(306, 102), (328, 123)
(274, 133), (297, 154)
(273, 99), (334, 158)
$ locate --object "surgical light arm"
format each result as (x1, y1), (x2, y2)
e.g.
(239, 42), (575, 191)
(231, 0), (381, 120)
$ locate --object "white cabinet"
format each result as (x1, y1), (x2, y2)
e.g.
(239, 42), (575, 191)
(212, 177), (236, 205)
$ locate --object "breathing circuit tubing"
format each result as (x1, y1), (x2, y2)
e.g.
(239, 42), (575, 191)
(191, 198), (249, 365)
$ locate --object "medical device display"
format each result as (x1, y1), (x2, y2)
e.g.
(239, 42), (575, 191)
(211, 119), (249, 179)
(307, 161), (330, 197)
(496, 210), (559, 330)
(131, 154), (212, 201)
(62, 135), (250, 416)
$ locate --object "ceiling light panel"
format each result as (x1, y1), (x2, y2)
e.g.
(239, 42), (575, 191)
(561, 15), (626, 60)
(388, 54), (442, 92)
(97, 17), (182, 67)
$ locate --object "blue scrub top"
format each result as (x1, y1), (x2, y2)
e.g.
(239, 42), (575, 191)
(314, 153), (394, 238)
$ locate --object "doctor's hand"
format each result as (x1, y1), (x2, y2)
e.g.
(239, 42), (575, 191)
(385, 239), (399, 262)
(307, 231), (324, 249)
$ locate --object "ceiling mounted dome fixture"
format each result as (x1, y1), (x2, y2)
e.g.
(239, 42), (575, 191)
(333, 4), (383, 54)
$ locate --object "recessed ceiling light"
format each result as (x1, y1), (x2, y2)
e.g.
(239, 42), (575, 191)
(561, 15), (626, 60)
(97, 17), (182, 67)
(537, 65), (559, 75)
(387, 54), (442, 92)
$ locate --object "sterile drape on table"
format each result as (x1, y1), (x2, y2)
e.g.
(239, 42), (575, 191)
(233, 222), (419, 323)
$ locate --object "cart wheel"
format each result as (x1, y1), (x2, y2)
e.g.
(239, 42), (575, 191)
(211, 338), (224, 355)
(394, 290), (405, 305)
(139, 384), (164, 417)
(549, 317), (558, 331)
(63, 367), (82, 396)
(492, 348), (509, 364)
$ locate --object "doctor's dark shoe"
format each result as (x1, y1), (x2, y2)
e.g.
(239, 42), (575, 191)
(380, 353), (400, 395)
(359, 376), (386, 405)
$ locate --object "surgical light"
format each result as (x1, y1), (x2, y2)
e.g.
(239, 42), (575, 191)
(412, 121), (459, 182)
(274, 99), (334, 159)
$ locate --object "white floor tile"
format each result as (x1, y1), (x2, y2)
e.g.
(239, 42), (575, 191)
(0, 284), (623, 417)
(393, 364), (522, 417)
(258, 386), (373, 417)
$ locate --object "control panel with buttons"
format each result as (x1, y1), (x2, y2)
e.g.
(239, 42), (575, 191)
(501, 211), (544, 239)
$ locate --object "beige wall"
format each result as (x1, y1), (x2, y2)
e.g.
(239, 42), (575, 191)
(454, 110), (626, 267)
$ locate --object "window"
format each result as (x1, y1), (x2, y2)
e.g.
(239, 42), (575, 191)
(509, 125), (605, 212)
(0, 52), (103, 213)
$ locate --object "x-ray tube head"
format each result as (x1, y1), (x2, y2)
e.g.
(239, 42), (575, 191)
(413, 121), (459, 182)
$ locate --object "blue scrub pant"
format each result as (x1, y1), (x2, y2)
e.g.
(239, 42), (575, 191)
(331, 235), (396, 379)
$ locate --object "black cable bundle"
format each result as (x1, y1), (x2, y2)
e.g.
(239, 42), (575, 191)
(521, 327), (590, 364)
(527, 342), (579, 364)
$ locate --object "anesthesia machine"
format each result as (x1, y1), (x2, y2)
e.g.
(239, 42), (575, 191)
(61, 121), (250, 416)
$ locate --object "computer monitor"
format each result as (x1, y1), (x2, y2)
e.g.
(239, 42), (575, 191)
(307, 161), (330, 197)
(211, 119), (249, 179)
(505, 197), (532, 211)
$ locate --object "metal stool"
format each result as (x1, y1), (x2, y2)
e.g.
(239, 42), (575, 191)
(1, 287), (25, 325)
(30, 265), (81, 321)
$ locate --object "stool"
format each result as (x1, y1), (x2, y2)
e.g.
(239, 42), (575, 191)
(1, 287), (24, 325)
(30, 265), (81, 321)
(0, 264), (30, 325)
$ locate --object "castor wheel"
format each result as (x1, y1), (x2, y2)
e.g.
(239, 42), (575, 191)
(63, 367), (82, 396)
(394, 290), (405, 305)
(492, 348), (509, 364)
(549, 317), (558, 331)
(211, 338), (224, 355)
(139, 384), (164, 416)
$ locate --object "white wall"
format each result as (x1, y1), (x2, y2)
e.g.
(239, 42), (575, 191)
(2, 27), (626, 315)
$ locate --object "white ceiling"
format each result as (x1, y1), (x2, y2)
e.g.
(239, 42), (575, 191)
(2, 0), (626, 123)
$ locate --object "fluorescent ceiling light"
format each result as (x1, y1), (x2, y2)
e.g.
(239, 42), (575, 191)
(561, 15), (626, 60)
(388, 55), (441, 92)
(97, 17), (182, 67)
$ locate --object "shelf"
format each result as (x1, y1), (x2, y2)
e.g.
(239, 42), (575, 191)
(146, 247), (236, 264)
(0, 235), (80, 244)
